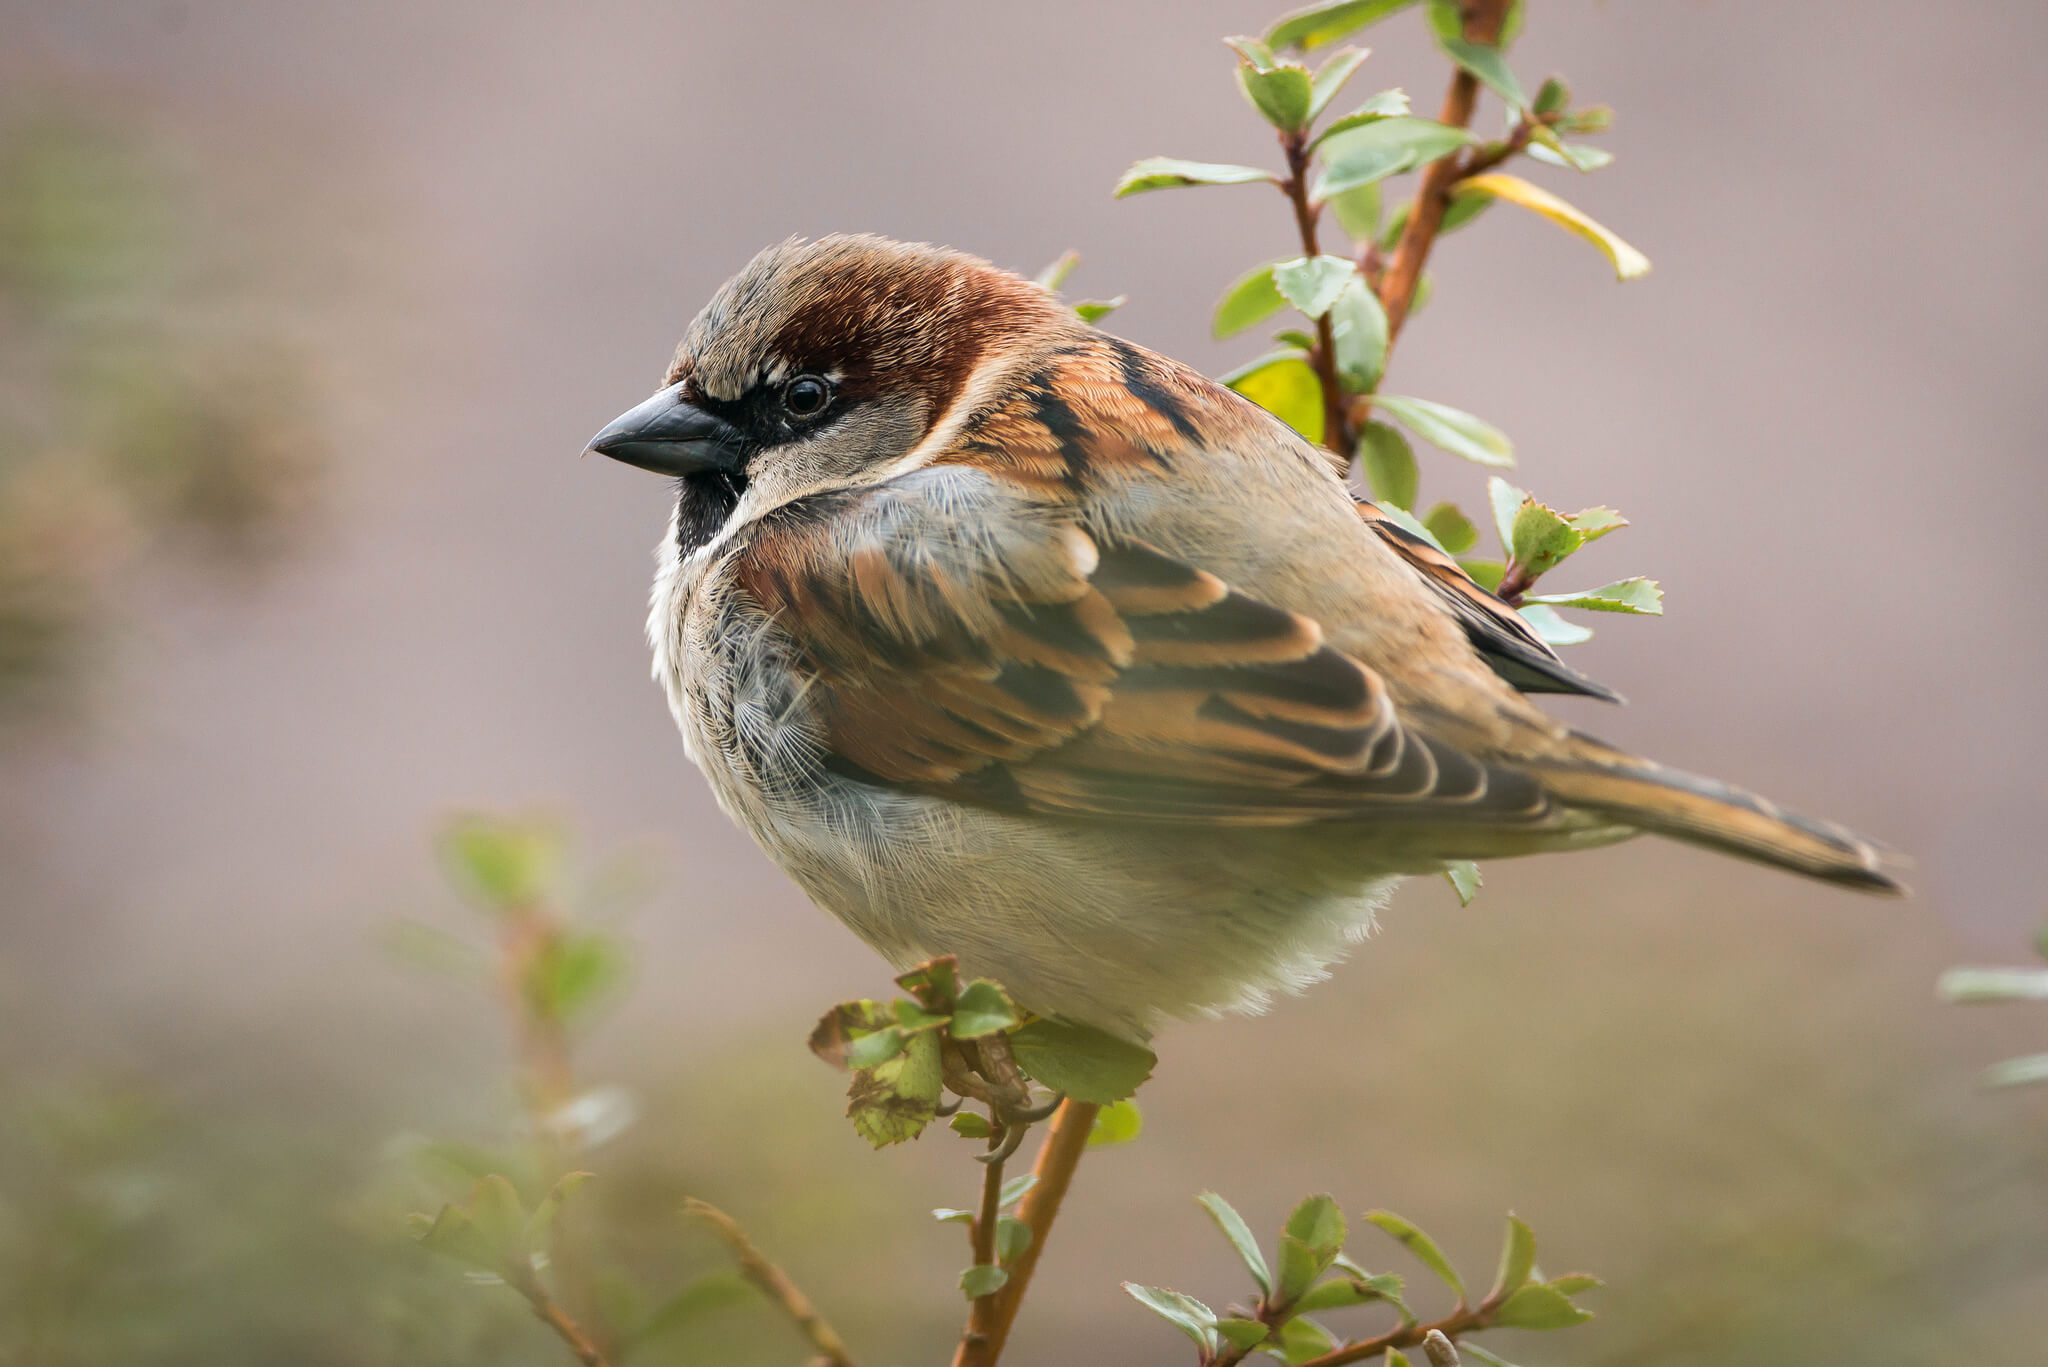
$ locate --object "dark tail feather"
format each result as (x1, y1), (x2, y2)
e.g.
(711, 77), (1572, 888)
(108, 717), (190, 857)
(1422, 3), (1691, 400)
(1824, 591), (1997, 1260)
(1527, 738), (1904, 895)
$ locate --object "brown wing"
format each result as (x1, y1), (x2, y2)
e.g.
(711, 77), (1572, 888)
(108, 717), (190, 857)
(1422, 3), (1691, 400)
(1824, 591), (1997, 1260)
(731, 470), (1560, 829)
(1350, 498), (1621, 703)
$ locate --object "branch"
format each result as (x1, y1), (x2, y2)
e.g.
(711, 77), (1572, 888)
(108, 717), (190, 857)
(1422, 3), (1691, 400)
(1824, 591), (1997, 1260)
(1277, 133), (1352, 470)
(505, 1270), (613, 1367)
(684, 1199), (859, 1367)
(952, 1121), (1011, 1367)
(975, 1099), (1102, 1365)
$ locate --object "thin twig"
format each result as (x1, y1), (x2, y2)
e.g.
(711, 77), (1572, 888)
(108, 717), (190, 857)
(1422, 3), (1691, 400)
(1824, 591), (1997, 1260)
(977, 1099), (1101, 1365)
(506, 1270), (613, 1367)
(1276, 132), (1352, 469)
(952, 1120), (1010, 1367)
(684, 1198), (860, 1367)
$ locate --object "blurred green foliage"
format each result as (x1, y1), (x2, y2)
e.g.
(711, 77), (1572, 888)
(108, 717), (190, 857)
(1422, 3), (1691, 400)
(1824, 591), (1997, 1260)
(0, 110), (323, 720)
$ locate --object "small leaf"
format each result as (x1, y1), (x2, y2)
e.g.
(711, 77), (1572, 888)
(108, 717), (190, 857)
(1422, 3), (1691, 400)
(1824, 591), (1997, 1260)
(1437, 35), (1526, 110)
(1516, 603), (1593, 646)
(1122, 1283), (1219, 1353)
(1326, 181), (1383, 242)
(995, 1215), (1034, 1263)
(1422, 502), (1479, 554)
(950, 980), (1021, 1037)
(891, 998), (951, 1034)
(1088, 1098), (1143, 1147)
(1308, 47), (1373, 121)
(1033, 249), (1080, 293)
(1329, 278), (1389, 391)
(895, 956), (960, 1006)
(1276, 1316), (1339, 1365)
(1485, 476), (1525, 548)
(1492, 1283), (1593, 1330)
(1357, 422), (1418, 509)
(1568, 505), (1628, 542)
(1533, 76), (1570, 117)
(1273, 255), (1359, 319)
(1376, 502), (1451, 555)
(1458, 558), (1504, 591)
(1266, 0), (1420, 51)
(1459, 172), (1651, 280)
(1008, 1018), (1156, 1104)
(1311, 88), (1413, 149)
(1526, 139), (1614, 173)
(1114, 158), (1278, 197)
(1216, 1317), (1272, 1350)
(1294, 1271), (1403, 1311)
(960, 1264), (1010, 1299)
(1374, 395), (1512, 468)
(845, 1025), (907, 1071)
(1216, 264), (1288, 339)
(1276, 1234), (1333, 1304)
(1222, 352), (1325, 445)
(846, 1026), (943, 1147)
(1558, 105), (1613, 135)
(1365, 1210), (1465, 1299)
(1508, 497), (1582, 576)
(525, 1171), (592, 1248)
(999, 1173), (1040, 1209)
(1198, 1192), (1273, 1295)
(1074, 296), (1126, 324)
(1273, 328), (1320, 351)
(526, 931), (625, 1024)
(1520, 578), (1664, 615)
(1983, 1053), (2048, 1089)
(808, 998), (893, 1070)
(950, 1111), (993, 1139)
(1444, 860), (1481, 905)
(1387, 1351), (1414, 1367)
(465, 1173), (528, 1257)
(1314, 118), (1477, 199)
(1236, 57), (1317, 132)
(441, 815), (563, 912)
(414, 1203), (503, 1272)
(1547, 1273), (1603, 1296)
(1286, 1194), (1347, 1257)
(1490, 1215), (1537, 1300)
(1938, 968), (2048, 1003)
(933, 1207), (974, 1223)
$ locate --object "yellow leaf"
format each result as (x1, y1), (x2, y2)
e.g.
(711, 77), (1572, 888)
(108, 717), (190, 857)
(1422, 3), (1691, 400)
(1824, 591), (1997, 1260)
(1460, 172), (1651, 280)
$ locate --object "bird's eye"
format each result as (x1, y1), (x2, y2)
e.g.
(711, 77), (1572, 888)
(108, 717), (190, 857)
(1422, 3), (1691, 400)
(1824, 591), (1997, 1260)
(782, 375), (831, 417)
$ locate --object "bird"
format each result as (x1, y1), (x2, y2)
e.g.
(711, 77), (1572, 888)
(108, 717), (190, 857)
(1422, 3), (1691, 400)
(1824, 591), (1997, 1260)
(586, 233), (1899, 1040)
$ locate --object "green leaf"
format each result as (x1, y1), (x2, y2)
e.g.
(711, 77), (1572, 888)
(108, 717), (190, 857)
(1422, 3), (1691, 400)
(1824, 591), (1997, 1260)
(1326, 181), (1383, 242)
(1558, 105), (1614, 135)
(1533, 76), (1570, 117)
(1314, 118), (1477, 199)
(466, 1172), (528, 1256)
(1215, 263), (1288, 339)
(1376, 501), (1451, 555)
(961, 1264), (1010, 1299)
(1088, 1098), (1144, 1147)
(1485, 476), (1524, 547)
(1276, 1233), (1334, 1304)
(1387, 1351), (1413, 1367)
(808, 998), (893, 1070)
(1276, 1316), (1339, 1365)
(1568, 505), (1628, 541)
(1547, 1273), (1603, 1296)
(950, 980), (1021, 1037)
(1458, 558), (1504, 591)
(525, 1171), (591, 1248)
(1377, 185), (1493, 251)
(1216, 1317), (1272, 1350)
(1008, 1018), (1156, 1103)
(1286, 1194), (1348, 1256)
(1520, 578), (1664, 615)
(1122, 1283), (1219, 1353)
(1273, 255), (1359, 319)
(1273, 328), (1320, 351)
(1113, 158), (1277, 198)
(890, 998), (951, 1034)
(1329, 278), (1389, 391)
(1356, 422), (1418, 509)
(1365, 1210), (1465, 1299)
(1527, 138), (1614, 173)
(1983, 1053), (2048, 1088)
(1074, 296), (1126, 324)
(1437, 35), (1526, 110)
(950, 1111), (993, 1139)
(414, 1203), (504, 1272)
(1235, 55), (1317, 132)
(1222, 352), (1325, 444)
(1458, 1344), (1523, 1367)
(1491, 1215), (1538, 1300)
(995, 1215), (1034, 1263)
(1493, 1283), (1593, 1329)
(933, 1207), (974, 1223)
(623, 1271), (756, 1349)
(1198, 1192), (1273, 1295)
(441, 815), (563, 912)
(1311, 88), (1413, 149)
(1308, 47), (1373, 121)
(1293, 1271), (1403, 1311)
(1033, 249), (1080, 292)
(1516, 603), (1593, 646)
(1422, 502), (1479, 554)
(1444, 860), (1481, 905)
(895, 956), (961, 1005)
(845, 1025), (907, 1071)
(1938, 968), (2048, 1003)
(526, 931), (625, 1024)
(1374, 395), (1512, 468)
(847, 1026), (942, 1147)
(999, 1173), (1039, 1208)
(1509, 496), (1582, 577)
(1266, 0), (1420, 51)
(1459, 172), (1650, 279)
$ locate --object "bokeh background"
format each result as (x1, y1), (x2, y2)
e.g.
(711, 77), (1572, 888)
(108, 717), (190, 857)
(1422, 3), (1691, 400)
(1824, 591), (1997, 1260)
(3, 1), (2045, 1363)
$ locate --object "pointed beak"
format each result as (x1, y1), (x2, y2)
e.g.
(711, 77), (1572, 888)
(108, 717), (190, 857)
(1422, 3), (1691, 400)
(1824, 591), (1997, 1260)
(585, 381), (745, 476)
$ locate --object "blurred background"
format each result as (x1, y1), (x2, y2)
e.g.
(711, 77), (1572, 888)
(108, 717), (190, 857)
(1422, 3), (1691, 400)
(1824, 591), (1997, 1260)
(2, 1), (2044, 1363)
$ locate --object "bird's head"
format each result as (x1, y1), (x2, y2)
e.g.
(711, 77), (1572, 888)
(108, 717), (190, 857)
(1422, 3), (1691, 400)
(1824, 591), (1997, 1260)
(586, 234), (1066, 533)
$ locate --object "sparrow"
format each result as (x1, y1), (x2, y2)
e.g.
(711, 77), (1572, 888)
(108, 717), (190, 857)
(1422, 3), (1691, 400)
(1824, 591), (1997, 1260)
(588, 234), (1899, 1038)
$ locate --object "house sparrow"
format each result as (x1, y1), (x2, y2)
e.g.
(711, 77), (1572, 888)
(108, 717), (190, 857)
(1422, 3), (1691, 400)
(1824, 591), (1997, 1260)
(588, 234), (1898, 1038)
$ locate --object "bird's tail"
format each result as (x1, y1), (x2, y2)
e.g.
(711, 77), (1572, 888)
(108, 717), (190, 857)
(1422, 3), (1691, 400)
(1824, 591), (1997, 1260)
(1524, 734), (1903, 894)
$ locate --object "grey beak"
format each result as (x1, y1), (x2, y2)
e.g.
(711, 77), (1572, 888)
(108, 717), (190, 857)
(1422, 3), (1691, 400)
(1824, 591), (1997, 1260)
(586, 381), (745, 476)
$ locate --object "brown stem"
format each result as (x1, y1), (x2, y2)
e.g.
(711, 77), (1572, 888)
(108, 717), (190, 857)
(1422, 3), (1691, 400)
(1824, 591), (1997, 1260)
(952, 1122), (1010, 1367)
(684, 1199), (860, 1367)
(507, 1271), (613, 1367)
(1277, 133), (1352, 471)
(974, 1099), (1101, 1365)
(1492, 559), (1535, 605)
